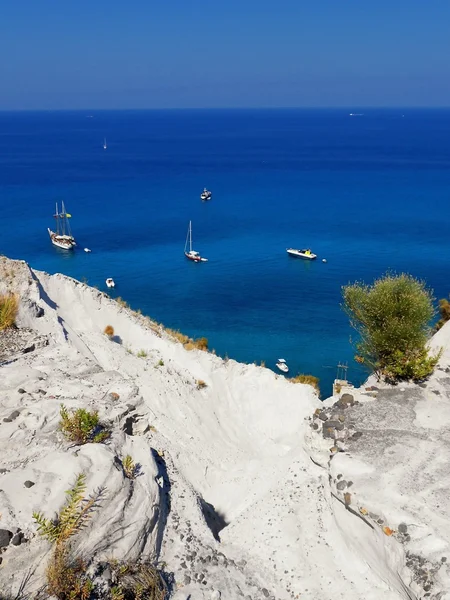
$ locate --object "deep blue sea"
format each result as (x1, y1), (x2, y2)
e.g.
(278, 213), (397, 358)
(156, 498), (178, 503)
(1, 108), (450, 396)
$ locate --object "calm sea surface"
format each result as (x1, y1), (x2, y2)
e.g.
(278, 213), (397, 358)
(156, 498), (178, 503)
(1, 108), (450, 395)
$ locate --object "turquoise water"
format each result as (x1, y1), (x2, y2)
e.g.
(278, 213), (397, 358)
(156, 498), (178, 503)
(1, 109), (450, 395)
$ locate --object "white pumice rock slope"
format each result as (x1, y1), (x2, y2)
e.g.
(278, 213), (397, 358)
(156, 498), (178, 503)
(0, 255), (449, 600)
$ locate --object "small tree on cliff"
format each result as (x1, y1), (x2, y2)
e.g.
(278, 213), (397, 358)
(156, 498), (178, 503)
(342, 273), (440, 382)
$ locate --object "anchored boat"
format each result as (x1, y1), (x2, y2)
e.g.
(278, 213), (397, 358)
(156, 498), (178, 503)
(276, 359), (289, 373)
(184, 221), (208, 263)
(48, 202), (76, 250)
(286, 248), (317, 260)
(200, 188), (212, 201)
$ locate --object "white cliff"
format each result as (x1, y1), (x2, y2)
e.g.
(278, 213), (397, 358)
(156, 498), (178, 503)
(0, 256), (449, 600)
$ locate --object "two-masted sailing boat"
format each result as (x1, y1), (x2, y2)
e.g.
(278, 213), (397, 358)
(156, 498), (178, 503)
(48, 202), (76, 250)
(184, 221), (208, 262)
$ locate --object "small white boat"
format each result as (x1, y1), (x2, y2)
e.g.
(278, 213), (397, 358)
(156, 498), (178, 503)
(200, 188), (212, 201)
(84, 248), (91, 253)
(287, 248), (317, 260)
(276, 359), (289, 373)
(103, 138), (107, 150)
(106, 278), (115, 288)
(185, 221), (208, 262)
(322, 258), (327, 263)
(48, 202), (76, 250)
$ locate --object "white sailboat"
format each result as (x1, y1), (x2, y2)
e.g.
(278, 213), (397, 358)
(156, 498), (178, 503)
(48, 202), (76, 250)
(184, 221), (208, 262)
(103, 138), (107, 150)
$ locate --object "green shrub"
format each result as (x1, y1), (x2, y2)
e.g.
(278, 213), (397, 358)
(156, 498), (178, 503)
(59, 404), (110, 444)
(137, 349), (148, 358)
(290, 374), (320, 393)
(436, 297), (450, 331)
(33, 473), (101, 599)
(343, 273), (439, 381)
(33, 473), (101, 544)
(0, 293), (19, 330)
(383, 347), (442, 382)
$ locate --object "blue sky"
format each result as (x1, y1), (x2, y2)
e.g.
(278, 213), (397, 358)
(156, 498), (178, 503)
(1, 0), (449, 109)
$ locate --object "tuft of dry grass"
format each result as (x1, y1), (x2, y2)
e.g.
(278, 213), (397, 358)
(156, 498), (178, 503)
(109, 561), (167, 600)
(46, 545), (93, 600)
(116, 297), (129, 309)
(289, 374), (320, 394)
(166, 328), (190, 345)
(0, 293), (19, 331)
(196, 379), (207, 390)
(137, 349), (148, 358)
(194, 336), (208, 351)
(104, 325), (114, 337)
(165, 328), (208, 352)
(121, 455), (139, 479)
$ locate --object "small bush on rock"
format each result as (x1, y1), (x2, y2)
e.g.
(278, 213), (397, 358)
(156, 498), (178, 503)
(104, 325), (114, 337)
(59, 404), (110, 444)
(0, 293), (19, 330)
(137, 349), (148, 358)
(343, 273), (439, 381)
(196, 379), (207, 389)
(436, 296), (450, 331)
(383, 347), (441, 382)
(122, 455), (139, 479)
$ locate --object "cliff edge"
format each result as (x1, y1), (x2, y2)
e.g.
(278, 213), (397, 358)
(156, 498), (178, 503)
(0, 256), (449, 600)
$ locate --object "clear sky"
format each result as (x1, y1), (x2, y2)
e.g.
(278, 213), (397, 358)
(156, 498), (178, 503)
(1, 0), (449, 110)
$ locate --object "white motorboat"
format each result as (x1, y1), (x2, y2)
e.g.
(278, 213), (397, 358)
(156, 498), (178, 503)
(185, 221), (208, 262)
(276, 359), (289, 373)
(106, 278), (115, 288)
(103, 138), (107, 150)
(200, 188), (212, 201)
(286, 248), (317, 260)
(48, 202), (76, 250)
(84, 248), (91, 253)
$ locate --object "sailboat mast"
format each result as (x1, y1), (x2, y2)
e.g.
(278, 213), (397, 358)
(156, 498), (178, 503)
(55, 202), (59, 235)
(189, 221), (193, 253)
(61, 201), (66, 236)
